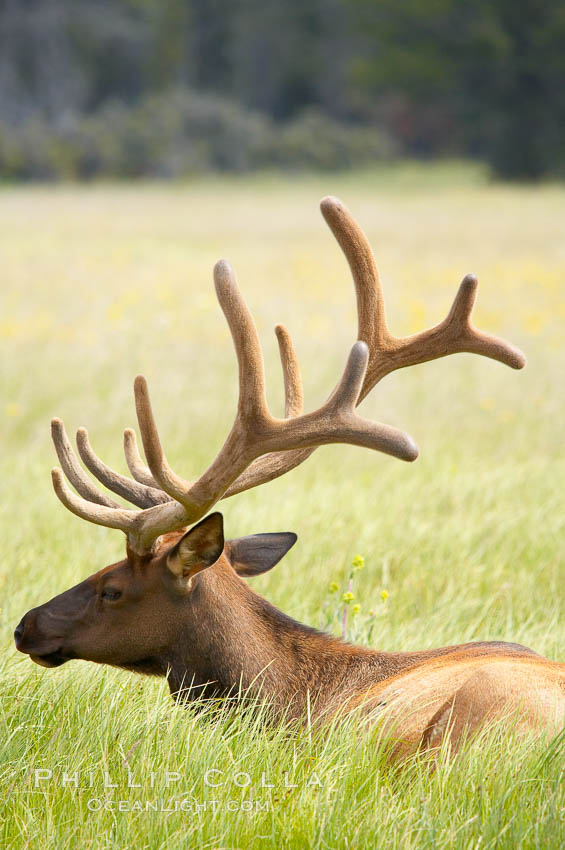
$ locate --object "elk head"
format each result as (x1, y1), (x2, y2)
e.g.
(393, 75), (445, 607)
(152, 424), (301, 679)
(14, 197), (525, 683)
(13, 511), (296, 677)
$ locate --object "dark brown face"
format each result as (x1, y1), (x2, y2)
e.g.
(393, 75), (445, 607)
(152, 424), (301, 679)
(14, 550), (185, 670)
(14, 513), (296, 672)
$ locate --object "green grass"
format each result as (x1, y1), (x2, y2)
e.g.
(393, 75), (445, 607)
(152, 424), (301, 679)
(1, 167), (564, 848)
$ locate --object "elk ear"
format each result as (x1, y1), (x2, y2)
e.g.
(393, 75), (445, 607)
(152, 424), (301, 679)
(225, 532), (297, 577)
(167, 512), (225, 583)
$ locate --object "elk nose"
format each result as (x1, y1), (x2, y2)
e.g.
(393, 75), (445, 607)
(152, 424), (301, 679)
(14, 616), (27, 649)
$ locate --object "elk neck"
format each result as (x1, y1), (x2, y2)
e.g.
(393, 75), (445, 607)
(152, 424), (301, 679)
(154, 558), (454, 717)
(158, 558), (435, 718)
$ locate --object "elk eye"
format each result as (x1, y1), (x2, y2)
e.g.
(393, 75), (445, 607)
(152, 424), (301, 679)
(101, 588), (122, 601)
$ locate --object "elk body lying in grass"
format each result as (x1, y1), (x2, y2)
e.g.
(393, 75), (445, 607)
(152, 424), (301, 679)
(15, 197), (565, 759)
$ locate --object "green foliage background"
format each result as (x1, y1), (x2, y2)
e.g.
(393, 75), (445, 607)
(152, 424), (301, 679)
(1, 0), (564, 179)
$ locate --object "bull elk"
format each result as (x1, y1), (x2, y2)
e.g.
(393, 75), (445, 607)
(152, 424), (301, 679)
(14, 197), (564, 759)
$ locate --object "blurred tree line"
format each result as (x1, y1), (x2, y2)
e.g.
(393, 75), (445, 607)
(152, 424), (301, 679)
(0, 0), (563, 180)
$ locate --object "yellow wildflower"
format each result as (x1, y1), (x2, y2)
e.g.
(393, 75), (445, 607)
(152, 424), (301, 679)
(352, 554), (365, 571)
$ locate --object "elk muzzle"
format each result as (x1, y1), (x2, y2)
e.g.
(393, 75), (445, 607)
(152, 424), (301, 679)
(14, 601), (75, 668)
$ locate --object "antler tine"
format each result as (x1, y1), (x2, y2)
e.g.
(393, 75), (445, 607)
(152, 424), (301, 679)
(133, 375), (196, 508)
(52, 459), (189, 555)
(276, 341), (417, 459)
(328, 340), (370, 410)
(51, 468), (139, 534)
(132, 260), (270, 512)
(51, 418), (120, 509)
(214, 259), (269, 422)
(76, 428), (170, 508)
(440, 274), (526, 368)
(275, 324), (304, 417)
(312, 341), (418, 458)
(320, 195), (388, 351)
(123, 428), (162, 489)
(320, 196), (525, 398)
(222, 322), (304, 498)
(221, 325), (305, 498)
(354, 272), (526, 394)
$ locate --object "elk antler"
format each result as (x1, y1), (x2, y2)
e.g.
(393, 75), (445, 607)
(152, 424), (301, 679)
(219, 197), (526, 494)
(51, 197), (525, 554)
